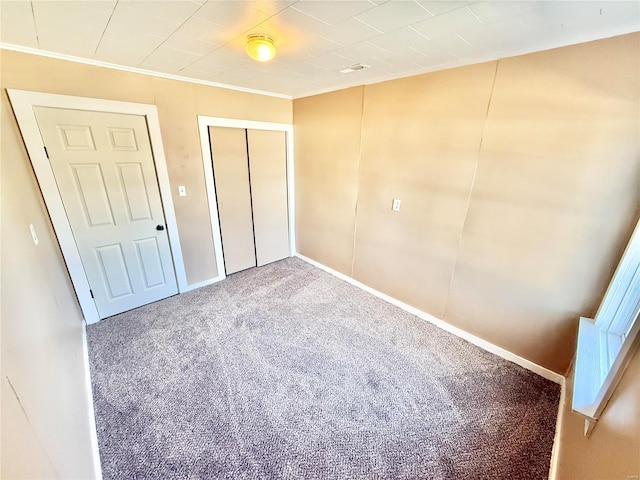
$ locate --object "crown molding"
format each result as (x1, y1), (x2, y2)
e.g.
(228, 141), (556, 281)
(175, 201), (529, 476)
(0, 43), (293, 100)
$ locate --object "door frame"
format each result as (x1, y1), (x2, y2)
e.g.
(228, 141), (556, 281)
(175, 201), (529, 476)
(197, 116), (295, 279)
(8, 89), (187, 324)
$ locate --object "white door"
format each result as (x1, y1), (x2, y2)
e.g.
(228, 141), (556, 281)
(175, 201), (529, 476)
(33, 107), (178, 319)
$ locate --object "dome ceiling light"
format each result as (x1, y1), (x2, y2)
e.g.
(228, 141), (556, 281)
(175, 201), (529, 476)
(246, 34), (276, 62)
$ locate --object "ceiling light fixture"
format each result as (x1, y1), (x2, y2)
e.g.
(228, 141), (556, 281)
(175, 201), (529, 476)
(246, 34), (276, 62)
(339, 63), (370, 74)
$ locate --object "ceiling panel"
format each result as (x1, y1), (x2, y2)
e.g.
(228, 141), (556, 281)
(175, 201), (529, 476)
(209, 64), (261, 84)
(303, 52), (353, 70)
(279, 60), (334, 76)
(0, 0), (637, 98)
(296, 34), (343, 56)
(106, 1), (199, 38)
(467, 1), (540, 25)
(258, 4), (331, 38)
(0, 1), (38, 48)
(291, 1), (375, 26)
(335, 40), (389, 62)
(355, 1), (434, 33)
(405, 48), (460, 68)
(417, 2), (470, 17)
(179, 66), (231, 80)
(249, 0), (298, 17)
(423, 31), (475, 59)
(367, 26), (431, 52)
(189, 49), (249, 72)
(32, 1), (116, 57)
(540, 1), (640, 30)
(94, 32), (165, 66)
(318, 17), (382, 46)
(141, 45), (204, 72)
(411, 6), (482, 39)
(374, 47), (429, 68)
(195, 0), (264, 27)
(173, 16), (236, 46)
(94, 1), (200, 65)
(162, 32), (219, 57)
(458, 17), (536, 52)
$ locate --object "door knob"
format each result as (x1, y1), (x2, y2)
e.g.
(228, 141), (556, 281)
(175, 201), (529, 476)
(156, 225), (165, 231)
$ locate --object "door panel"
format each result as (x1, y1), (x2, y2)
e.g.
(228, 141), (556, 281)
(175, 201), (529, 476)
(71, 163), (115, 226)
(247, 129), (290, 266)
(96, 244), (133, 299)
(33, 106), (178, 318)
(209, 126), (256, 275)
(117, 163), (152, 221)
(134, 237), (167, 288)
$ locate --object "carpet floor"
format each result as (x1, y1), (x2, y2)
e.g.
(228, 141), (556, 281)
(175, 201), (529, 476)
(87, 257), (561, 480)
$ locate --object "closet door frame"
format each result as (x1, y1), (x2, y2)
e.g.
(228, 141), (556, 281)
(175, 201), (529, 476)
(197, 116), (295, 281)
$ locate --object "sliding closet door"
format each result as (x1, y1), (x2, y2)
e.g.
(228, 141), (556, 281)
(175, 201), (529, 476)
(247, 130), (290, 266)
(209, 127), (256, 274)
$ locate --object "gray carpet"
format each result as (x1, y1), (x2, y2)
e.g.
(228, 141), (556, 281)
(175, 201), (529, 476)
(87, 257), (560, 480)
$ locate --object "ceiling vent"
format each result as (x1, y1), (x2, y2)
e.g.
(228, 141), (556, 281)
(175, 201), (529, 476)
(339, 63), (370, 74)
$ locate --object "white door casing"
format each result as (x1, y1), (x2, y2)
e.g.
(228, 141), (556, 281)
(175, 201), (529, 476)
(8, 89), (190, 325)
(33, 107), (178, 318)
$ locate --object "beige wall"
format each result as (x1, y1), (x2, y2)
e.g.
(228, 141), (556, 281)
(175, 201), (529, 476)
(1, 49), (292, 285)
(555, 344), (640, 479)
(294, 32), (640, 374)
(0, 50), (291, 478)
(1, 89), (97, 477)
(294, 86), (364, 275)
(2, 33), (638, 478)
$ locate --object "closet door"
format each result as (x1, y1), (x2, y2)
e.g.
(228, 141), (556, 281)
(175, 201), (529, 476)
(209, 127), (256, 274)
(247, 130), (290, 266)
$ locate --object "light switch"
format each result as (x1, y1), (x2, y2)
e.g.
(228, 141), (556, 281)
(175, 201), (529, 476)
(392, 199), (401, 212)
(178, 185), (187, 197)
(29, 224), (39, 245)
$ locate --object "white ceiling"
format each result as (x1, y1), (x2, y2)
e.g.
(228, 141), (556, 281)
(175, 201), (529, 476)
(1, 0), (638, 99)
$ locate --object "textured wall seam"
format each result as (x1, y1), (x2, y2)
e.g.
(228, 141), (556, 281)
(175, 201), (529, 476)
(349, 86), (366, 278)
(441, 60), (500, 322)
(5, 375), (61, 477)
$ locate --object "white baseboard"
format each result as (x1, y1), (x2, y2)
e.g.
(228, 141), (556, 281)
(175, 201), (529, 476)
(295, 253), (565, 385)
(548, 379), (567, 480)
(180, 274), (226, 293)
(82, 323), (103, 480)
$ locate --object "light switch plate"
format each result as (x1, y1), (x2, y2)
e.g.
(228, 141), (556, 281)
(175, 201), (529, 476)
(392, 199), (401, 212)
(178, 185), (187, 197)
(29, 224), (39, 245)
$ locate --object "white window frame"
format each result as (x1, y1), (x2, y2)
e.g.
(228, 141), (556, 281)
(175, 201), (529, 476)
(7, 89), (189, 324)
(196, 115), (296, 280)
(572, 217), (640, 436)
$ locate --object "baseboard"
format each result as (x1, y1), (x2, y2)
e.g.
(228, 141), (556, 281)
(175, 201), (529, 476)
(548, 378), (567, 480)
(82, 323), (103, 480)
(295, 253), (564, 385)
(180, 274), (225, 293)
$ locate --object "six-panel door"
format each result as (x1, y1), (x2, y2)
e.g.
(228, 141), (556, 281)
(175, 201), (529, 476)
(33, 107), (178, 319)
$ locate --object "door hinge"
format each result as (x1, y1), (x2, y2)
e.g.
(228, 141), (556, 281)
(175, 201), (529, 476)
(90, 289), (94, 299)
(43, 146), (49, 159)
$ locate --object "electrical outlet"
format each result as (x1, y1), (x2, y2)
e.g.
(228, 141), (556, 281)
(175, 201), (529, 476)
(392, 199), (401, 212)
(178, 185), (187, 197)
